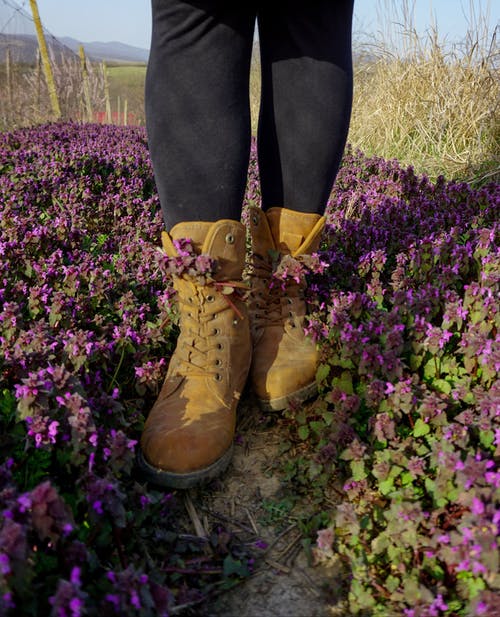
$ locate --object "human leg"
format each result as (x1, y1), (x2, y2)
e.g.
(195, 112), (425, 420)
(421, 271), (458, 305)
(248, 0), (354, 409)
(145, 0), (256, 229)
(257, 0), (354, 214)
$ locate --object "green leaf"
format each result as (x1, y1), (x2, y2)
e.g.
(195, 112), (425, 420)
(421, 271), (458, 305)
(322, 410), (334, 425)
(0, 389), (17, 423)
(223, 555), (250, 579)
(433, 379), (451, 394)
(316, 363), (330, 384)
(410, 353), (423, 370)
(309, 420), (325, 435)
(332, 371), (353, 394)
(298, 425), (309, 440)
(413, 418), (430, 437)
(351, 460), (367, 481)
(400, 471), (414, 486)
(379, 477), (395, 495)
(350, 579), (375, 609)
(402, 576), (421, 603)
(387, 544), (402, 562)
(385, 574), (400, 593)
(371, 533), (390, 555)
(424, 477), (435, 494)
(479, 430), (494, 449)
(423, 358), (438, 379)
(456, 572), (486, 598)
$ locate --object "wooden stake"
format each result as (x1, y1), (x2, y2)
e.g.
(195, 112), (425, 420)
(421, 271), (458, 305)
(79, 45), (93, 122)
(6, 48), (13, 108)
(35, 49), (41, 113)
(29, 0), (61, 119)
(101, 61), (111, 123)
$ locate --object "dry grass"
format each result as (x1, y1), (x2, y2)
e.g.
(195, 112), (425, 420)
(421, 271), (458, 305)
(348, 0), (499, 183)
(106, 64), (147, 125)
(250, 45), (261, 134)
(249, 2), (499, 183)
(0, 49), (106, 130)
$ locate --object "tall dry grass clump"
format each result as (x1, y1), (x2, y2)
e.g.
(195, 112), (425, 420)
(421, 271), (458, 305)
(349, 1), (499, 183)
(0, 48), (106, 130)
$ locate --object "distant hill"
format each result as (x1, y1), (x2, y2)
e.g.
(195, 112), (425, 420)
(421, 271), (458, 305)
(0, 33), (149, 65)
(60, 38), (149, 64)
(0, 32), (75, 64)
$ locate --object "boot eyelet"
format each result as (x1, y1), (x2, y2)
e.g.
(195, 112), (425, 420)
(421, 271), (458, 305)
(215, 359), (222, 366)
(287, 298), (293, 305)
(290, 322), (297, 328)
(217, 343), (224, 350)
(214, 373), (222, 381)
(232, 319), (239, 326)
(225, 233), (235, 244)
(213, 327), (220, 335)
(207, 294), (215, 302)
(251, 214), (259, 225)
(288, 311), (293, 317)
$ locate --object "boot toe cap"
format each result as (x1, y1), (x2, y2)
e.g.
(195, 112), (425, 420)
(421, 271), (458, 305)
(140, 416), (233, 475)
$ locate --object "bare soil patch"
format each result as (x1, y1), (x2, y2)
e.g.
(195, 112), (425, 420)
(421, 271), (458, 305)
(172, 393), (349, 617)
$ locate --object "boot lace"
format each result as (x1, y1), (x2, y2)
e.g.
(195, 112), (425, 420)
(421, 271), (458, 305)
(249, 254), (300, 329)
(176, 280), (247, 379)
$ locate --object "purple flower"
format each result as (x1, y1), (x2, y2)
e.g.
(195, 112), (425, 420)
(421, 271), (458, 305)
(0, 553), (11, 576)
(471, 498), (485, 515)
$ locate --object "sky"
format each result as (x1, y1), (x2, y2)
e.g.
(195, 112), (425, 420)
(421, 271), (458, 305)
(4, 0), (497, 50)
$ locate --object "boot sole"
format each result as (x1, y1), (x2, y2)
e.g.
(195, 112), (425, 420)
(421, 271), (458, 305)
(257, 380), (318, 412)
(136, 444), (233, 490)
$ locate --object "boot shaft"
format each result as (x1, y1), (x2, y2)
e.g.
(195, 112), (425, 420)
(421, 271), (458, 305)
(162, 219), (247, 281)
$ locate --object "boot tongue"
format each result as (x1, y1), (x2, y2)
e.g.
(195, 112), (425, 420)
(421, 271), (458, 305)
(162, 222), (213, 257)
(266, 208), (323, 256)
(162, 220), (245, 280)
(267, 208), (324, 257)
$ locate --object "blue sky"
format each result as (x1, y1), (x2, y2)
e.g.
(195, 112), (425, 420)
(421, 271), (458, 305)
(15, 0), (498, 50)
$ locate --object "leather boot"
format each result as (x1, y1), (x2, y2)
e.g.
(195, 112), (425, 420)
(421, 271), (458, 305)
(138, 219), (251, 488)
(247, 206), (325, 411)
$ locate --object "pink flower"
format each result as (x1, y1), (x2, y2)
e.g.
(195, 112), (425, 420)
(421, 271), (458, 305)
(472, 561), (487, 575)
(471, 498), (485, 515)
(316, 527), (334, 551)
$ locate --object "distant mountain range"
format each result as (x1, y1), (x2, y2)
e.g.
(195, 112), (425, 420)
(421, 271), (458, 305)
(1, 33), (367, 67)
(60, 38), (149, 64)
(0, 33), (149, 64)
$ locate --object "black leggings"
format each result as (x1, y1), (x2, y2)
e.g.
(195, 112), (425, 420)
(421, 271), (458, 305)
(146, 0), (354, 230)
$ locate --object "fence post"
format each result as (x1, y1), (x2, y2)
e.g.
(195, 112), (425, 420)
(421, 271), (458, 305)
(35, 49), (42, 120)
(101, 61), (112, 123)
(79, 45), (93, 122)
(6, 48), (13, 109)
(29, 0), (61, 120)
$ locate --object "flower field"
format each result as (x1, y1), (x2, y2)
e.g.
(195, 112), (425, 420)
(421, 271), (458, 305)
(0, 123), (498, 616)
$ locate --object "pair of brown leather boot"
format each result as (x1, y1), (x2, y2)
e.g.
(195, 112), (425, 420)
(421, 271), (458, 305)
(138, 206), (325, 488)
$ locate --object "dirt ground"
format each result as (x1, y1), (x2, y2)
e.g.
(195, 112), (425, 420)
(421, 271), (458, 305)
(172, 393), (350, 617)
